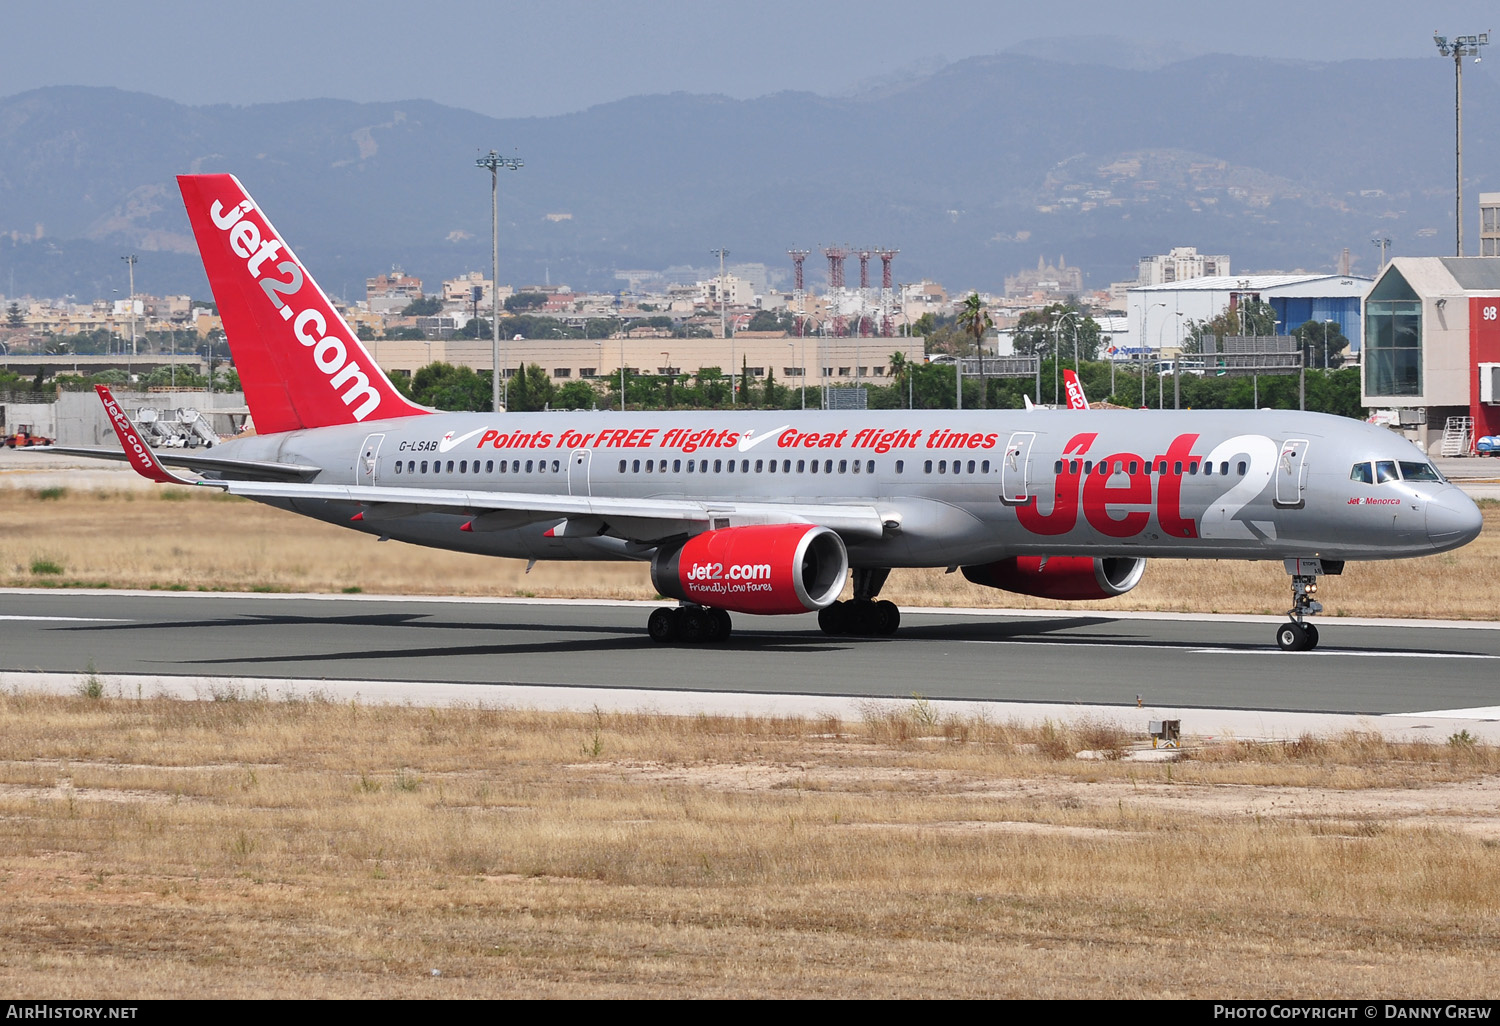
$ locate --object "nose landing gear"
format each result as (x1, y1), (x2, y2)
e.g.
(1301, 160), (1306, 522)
(1276, 558), (1342, 651)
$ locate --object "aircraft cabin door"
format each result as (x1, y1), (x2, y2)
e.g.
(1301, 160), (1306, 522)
(356, 433), (386, 486)
(999, 431), (1036, 505)
(568, 448), (592, 496)
(1274, 438), (1309, 509)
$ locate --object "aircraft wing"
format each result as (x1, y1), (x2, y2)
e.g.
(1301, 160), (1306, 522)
(34, 445), (322, 482)
(220, 479), (889, 542)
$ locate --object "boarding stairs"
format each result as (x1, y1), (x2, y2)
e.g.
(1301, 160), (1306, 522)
(1440, 416), (1473, 457)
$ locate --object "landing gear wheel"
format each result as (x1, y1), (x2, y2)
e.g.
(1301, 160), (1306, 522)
(818, 600), (850, 636)
(710, 608), (733, 641)
(874, 600), (900, 636)
(850, 599), (882, 635)
(1303, 623), (1319, 650)
(647, 606), (679, 644)
(1275, 622), (1309, 652)
(679, 606), (710, 643)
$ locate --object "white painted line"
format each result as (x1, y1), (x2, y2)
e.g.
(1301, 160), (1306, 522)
(0, 588), (1495, 632)
(4, 671), (1499, 744)
(0, 615), (130, 623)
(1400, 706), (1500, 720)
(1188, 648), (1500, 660)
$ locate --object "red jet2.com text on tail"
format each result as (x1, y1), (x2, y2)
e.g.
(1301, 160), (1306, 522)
(176, 174), (429, 435)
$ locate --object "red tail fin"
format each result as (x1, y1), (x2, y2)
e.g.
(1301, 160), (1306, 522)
(177, 174), (429, 434)
(1062, 368), (1090, 410)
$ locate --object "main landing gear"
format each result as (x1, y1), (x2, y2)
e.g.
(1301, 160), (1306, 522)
(819, 568), (901, 637)
(1275, 558), (1342, 652)
(648, 604), (733, 644)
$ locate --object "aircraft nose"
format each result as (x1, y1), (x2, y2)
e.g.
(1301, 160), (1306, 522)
(1425, 487), (1484, 551)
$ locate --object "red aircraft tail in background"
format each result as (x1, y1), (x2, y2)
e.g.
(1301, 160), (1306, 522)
(1062, 369), (1090, 410)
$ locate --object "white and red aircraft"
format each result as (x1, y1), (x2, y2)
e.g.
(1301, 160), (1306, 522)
(59, 175), (1484, 651)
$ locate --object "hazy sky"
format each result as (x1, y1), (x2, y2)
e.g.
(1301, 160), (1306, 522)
(4, 0), (1497, 118)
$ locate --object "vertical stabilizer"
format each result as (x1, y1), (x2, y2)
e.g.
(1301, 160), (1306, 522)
(177, 174), (430, 434)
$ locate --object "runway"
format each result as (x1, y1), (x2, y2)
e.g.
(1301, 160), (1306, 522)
(4, 590), (1498, 732)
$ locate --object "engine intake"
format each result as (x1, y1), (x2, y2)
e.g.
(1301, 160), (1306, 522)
(961, 556), (1146, 600)
(652, 524), (848, 615)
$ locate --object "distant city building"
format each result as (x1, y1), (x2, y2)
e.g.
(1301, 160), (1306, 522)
(440, 271), (495, 308)
(1004, 255), (1084, 299)
(1137, 246), (1231, 285)
(365, 268), (423, 315)
(1481, 192), (1500, 257)
(1126, 273), (1372, 356)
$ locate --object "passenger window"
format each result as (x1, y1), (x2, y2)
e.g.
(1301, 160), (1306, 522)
(632, 459), (640, 473)
(1349, 462), (1373, 484)
(895, 460), (904, 474)
(1084, 461), (1093, 474)
(394, 461), (403, 475)
(867, 460), (875, 474)
(486, 461), (494, 473)
(1128, 461), (1138, 474)
(1189, 461), (1200, 475)
(686, 459), (695, 472)
(1055, 460), (1064, 474)
(727, 460), (735, 474)
(552, 460), (560, 473)
(673, 459), (681, 473)
(742, 460), (750, 473)
(1376, 461), (1399, 483)
(1219, 461), (1228, 476)
(1399, 461), (1442, 482)
(938, 460), (948, 474)
(446, 461), (455, 473)
(851, 460), (860, 474)
(967, 460), (976, 474)
(526, 460), (535, 473)
(459, 461), (467, 473)
(782, 460), (791, 472)
(810, 460), (819, 474)
(1236, 461), (1247, 476)
(796, 460), (806, 473)
(924, 460), (933, 474)
(824, 460), (832, 474)
(838, 460), (848, 474)
(768, 460), (777, 473)
(420, 460), (428, 473)
(982, 460), (991, 473)
(714, 459), (722, 473)
(1173, 461), (1182, 475)
(1203, 462), (1213, 476)
(645, 460), (653, 473)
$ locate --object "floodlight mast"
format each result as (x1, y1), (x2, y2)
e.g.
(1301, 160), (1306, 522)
(476, 149), (524, 411)
(1434, 32), (1490, 257)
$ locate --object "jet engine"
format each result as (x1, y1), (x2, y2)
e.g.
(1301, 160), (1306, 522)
(961, 556), (1146, 600)
(651, 524), (848, 615)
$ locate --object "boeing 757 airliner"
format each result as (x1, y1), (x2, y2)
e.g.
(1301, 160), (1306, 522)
(53, 175), (1484, 651)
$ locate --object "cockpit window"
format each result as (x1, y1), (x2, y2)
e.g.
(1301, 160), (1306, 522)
(1350, 462), (1373, 484)
(1375, 460), (1399, 483)
(1399, 461), (1443, 482)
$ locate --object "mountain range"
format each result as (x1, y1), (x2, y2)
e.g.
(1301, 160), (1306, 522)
(1, 46), (1497, 302)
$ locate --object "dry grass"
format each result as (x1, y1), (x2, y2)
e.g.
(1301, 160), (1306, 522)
(1, 487), (1496, 619)
(0, 691), (1497, 998)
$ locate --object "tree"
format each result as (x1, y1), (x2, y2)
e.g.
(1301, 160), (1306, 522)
(1012, 303), (1102, 361)
(401, 296), (441, 317)
(1293, 319), (1350, 370)
(554, 379), (602, 410)
(955, 293), (994, 408)
(504, 292), (547, 313)
(409, 362), (490, 411)
(5, 302), (22, 329)
(747, 309), (795, 333)
(507, 363), (555, 412)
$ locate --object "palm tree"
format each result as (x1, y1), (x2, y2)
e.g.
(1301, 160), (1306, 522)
(956, 292), (993, 409)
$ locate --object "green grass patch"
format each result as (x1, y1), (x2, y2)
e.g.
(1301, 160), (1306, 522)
(35, 487), (67, 501)
(30, 558), (64, 575)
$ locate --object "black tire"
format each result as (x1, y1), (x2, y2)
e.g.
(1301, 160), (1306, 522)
(680, 606), (710, 643)
(875, 600), (900, 636)
(711, 608), (733, 641)
(818, 600), (848, 635)
(1275, 622), (1307, 652)
(647, 607), (679, 644)
(1303, 623), (1320, 650)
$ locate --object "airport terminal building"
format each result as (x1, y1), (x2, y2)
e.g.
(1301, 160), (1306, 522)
(1361, 257), (1500, 455)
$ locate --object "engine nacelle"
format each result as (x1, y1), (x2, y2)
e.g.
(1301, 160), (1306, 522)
(961, 556), (1146, 600)
(651, 524), (848, 615)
